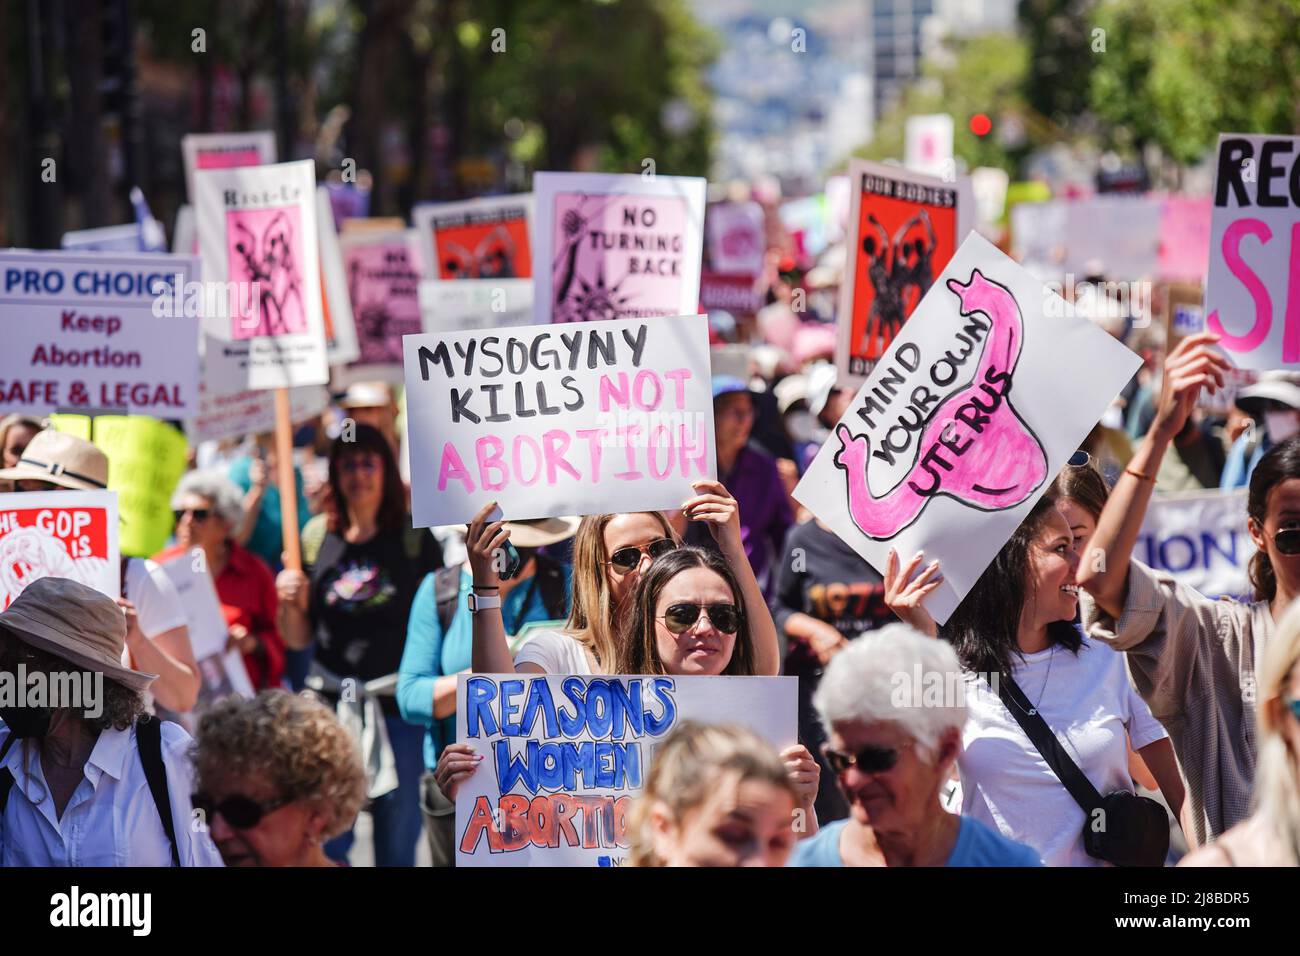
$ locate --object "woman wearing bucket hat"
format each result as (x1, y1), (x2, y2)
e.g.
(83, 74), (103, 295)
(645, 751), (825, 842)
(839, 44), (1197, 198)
(397, 514), (576, 866)
(0, 577), (222, 866)
(1221, 371), (1300, 490)
(0, 430), (201, 715)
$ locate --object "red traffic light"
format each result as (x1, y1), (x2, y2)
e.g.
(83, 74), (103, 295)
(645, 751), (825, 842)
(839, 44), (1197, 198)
(969, 113), (992, 137)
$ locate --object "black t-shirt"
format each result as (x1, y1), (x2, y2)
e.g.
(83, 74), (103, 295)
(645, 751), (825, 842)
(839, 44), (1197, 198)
(308, 527), (442, 711)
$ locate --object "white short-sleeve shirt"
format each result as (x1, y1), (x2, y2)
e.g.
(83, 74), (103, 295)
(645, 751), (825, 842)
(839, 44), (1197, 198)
(512, 629), (595, 675)
(959, 634), (1168, 868)
(123, 557), (188, 640)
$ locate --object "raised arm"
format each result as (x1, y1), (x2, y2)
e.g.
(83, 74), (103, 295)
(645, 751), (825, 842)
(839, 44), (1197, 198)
(1077, 333), (1231, 618)
(465, 502), (520, 675)
(683, 480), (782, 675)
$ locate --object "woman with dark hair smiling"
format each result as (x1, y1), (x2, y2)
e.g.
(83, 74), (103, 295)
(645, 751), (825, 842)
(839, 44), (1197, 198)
(276, 424), (442, 866)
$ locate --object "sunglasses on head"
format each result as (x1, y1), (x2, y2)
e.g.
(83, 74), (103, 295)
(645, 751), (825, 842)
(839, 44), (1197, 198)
(173, 508), (211, 523)
(1066, 449), (1097, 469)
(821, 740), (914, 775)
(606, 538), (676, 572)
(658, 602), (741, 635)
(192, 791), (292, 830)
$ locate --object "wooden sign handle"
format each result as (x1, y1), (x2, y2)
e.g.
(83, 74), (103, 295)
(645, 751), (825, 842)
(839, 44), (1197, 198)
(275, 387), (302, 572)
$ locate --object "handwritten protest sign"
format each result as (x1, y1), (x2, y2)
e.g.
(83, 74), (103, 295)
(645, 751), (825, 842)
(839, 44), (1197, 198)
(797, 233), (1140, 624)
(317, 186), (360, 367)
(186, 382), (330, 445)
(0, 490), (119, 608)
(195, 159), (329, 391)
(532, 172), (705, 324)
(418, 278), (534, 332)
(1158, 196), (1212, 282)
(181, 130), (276, 202)
(0, 250), (200, 415)
(92, 416), (190, 557)
(334, 229), (423, 384)
(413, 194), (533, 280)
(1206, 133), (1300, 370)
(455, 673), (796, 866)
(836, 159), (972, 383)
(904, 114), (955, 179)
(1137, 489), (1252, 600)
(705, 201), (765, 276)
(402, 313), (714, 527)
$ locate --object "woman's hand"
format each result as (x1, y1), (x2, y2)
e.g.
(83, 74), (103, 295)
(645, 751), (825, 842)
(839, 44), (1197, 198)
(681, 480), (743, 554)
(465, 501), (510, 588)
(117, 598), (145, 651)
(226, 623), (258, 655)
(434, 742), (484, 802)
(807, 621), (848, 666)
(1150, 332), (1232, 444)
(884, 549), (941, 637)
(275, 568), (310, 613)
(781, 744), (821, 832)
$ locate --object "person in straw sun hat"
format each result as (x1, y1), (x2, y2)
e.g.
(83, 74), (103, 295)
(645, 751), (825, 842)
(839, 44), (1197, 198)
(0, 577), (222, 866)
(0, 429), (201, 715)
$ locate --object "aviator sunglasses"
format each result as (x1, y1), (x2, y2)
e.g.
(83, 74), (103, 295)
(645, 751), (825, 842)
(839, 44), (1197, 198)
(606, 538), (677, 572)
(658, 602), (741, 635)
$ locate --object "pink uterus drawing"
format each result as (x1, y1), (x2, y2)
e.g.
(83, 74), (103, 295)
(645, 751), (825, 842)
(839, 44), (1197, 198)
(833, 268), (1047, 540)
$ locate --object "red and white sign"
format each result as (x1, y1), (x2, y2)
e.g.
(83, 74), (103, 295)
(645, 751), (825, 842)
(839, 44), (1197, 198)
(0, 490), (120, 609)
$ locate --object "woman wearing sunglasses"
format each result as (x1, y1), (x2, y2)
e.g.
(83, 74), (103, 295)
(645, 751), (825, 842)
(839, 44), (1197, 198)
(191, 690), (366, 867)
(1079, 332), (1300, 846)
(156, 470), (285, 691)
(789, 626), (1041, 867)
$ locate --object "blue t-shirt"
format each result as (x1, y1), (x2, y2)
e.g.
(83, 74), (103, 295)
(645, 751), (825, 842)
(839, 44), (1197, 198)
(788, 817), (1042, 867)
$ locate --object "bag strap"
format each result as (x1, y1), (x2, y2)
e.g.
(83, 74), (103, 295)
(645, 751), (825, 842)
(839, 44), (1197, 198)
(997, 673), (1104, 816)
(0, 733), (17, 816)
(434, 567), (462, 634)
(135, 717), (182, 867)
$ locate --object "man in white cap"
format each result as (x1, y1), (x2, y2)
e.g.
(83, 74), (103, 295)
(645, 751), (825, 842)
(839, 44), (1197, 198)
(1222, 372), (1300, 490)
(0, 577), (222, 865)
(0, 430), (200, 714)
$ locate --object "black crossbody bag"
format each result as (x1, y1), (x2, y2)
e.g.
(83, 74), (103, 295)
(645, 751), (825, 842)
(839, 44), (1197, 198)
(998, 674), (1169, 867)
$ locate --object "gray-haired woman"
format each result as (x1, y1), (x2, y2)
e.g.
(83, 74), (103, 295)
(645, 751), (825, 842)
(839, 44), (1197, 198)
(155, 470), (286, 690)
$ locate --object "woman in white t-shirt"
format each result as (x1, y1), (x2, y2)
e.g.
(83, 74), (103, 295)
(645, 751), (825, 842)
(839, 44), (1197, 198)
(886, 496), (1185, 866)
(119, 556), (201, 714)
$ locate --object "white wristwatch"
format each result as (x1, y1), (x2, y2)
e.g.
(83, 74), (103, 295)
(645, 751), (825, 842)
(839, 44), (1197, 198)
(467, 591), (502, 613)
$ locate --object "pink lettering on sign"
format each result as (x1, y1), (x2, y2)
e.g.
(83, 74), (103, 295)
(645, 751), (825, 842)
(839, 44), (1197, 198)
(833, 268), (1047, 540)
(1206, 218), (1273, 356)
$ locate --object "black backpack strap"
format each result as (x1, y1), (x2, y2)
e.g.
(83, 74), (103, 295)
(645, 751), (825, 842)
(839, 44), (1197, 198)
(135, 717), (181, 867)
(0, 733), (17, 816)
(434, 567), (462, 634)
(535, 555), (569, 621)
(997, 674), (1103, 816)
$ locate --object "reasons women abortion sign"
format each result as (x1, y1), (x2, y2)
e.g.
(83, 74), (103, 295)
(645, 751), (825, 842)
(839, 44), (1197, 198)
(454, 673), (796, 867)
(402, 313), (714, 526)
(795, 233), (1140, 624)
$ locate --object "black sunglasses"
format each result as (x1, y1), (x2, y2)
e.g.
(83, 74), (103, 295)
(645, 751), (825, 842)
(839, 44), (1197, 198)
(821, 740), (914, 775)
(659, 602), (741, 635)
(192, 791), (292, 830)
(607, 538), (676, 572)
(1066, 449), (1096, 468)
(1275, 527), (1300, 555)
(173, 508), (212, 523)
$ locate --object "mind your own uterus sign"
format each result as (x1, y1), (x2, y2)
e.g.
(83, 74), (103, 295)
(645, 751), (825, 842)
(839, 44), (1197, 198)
(402, 313), (715, 526)
(795, 233), (1140, 624)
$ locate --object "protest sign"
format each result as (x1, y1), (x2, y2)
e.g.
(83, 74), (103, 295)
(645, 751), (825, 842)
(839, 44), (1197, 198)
(904, 114), (955, 180)
(454, 673), (796, 866)
(180, 130), (276, 202)
(418, 278), (534, 332)
(1137, 489), (1252, 599)
(0, 250), (200, 415)
(402, 313), (715, 527)
(317, 186), (360, 367)
(699, 271), (762, 314)
(0, 490), (119, 608)
(185, 382), (330, 445)
(705, 201), (765, 276)
(532, 172), (705, 324)
(1064, 195), (1162, 280)
(1205, 133), (1300, 370)
(1010, 198), (1066, 282)
(172, 204), (197, 255)
(92, 416), (190, 558)
(1158, 195), (1212, 283)
(835, 159), (972, 383)
(412, 194), (533, 280)
(797, 233), (1141, 624)
(156, 552), (254, 733)
(334, 229), (423, 384)
(194, 159), (329, 391)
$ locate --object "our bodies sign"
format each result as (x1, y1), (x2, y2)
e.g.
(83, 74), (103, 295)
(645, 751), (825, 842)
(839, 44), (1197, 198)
(1206, 134), (1300, 370)
(796, 234), (1140, 623)
(0, 491), (119, 608)
(836, 160), (971, 383)
(412, 194), (532, 280)
(532, 172), (705, 324)
(402, 313), (714, 526)
(0, 251), (200, 414)
(455, 673), (796, 866)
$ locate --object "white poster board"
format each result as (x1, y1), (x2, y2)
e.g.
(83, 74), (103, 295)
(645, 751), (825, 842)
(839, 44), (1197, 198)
(1138, 489), (1252, 599)
(0, 490), (119, 609)
(1205, 133), (1300, 370)
(418, 278), (534, 332)
(185, 382), (330, 445)
(796, 233), (1141, 624)
(0, 250), (200, 415)
(194, 159), (329, 391)
(904, 114), (955, 180)
(455, 673), (797, 866)
(402, 313), (715, 527)
(181, 130), (277, 203)
(317, 186), (361, 367)
(532, 172), (705, 324)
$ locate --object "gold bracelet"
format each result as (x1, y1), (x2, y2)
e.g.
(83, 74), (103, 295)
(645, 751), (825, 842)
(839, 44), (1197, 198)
(1125, 467), (1155, 483)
